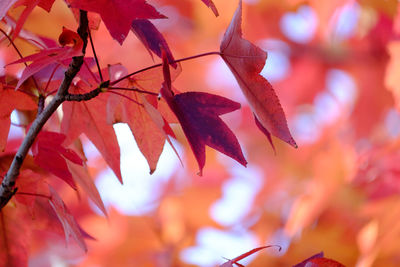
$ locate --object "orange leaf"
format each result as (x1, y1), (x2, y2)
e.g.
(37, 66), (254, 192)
(61, 82), (122, 182)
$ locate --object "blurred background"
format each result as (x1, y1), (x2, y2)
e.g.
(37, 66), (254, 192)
(3, 0), (400, 266)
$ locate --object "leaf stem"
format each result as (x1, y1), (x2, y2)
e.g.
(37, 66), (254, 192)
(110, 51), (221, 86)
(108, 86), (158, 96)
(87, 27), (103, 81)
(37, 95), (45, 115)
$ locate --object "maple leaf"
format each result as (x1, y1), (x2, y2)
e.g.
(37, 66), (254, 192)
(32, 131), (83, 190)
(220, 246), (280, 267)
(9, 27), (83, 90)
(69, 0), (166, 45)
(167, 91), (247, 175)
(131, 19), (176, 67)
(293, 252), (345, 267)
(0, 83), (36, 151)
(161, 53), (246, 174)
(140, 94), (183, 165)
(220, 0), (297, 148)
(200, 0), (219, 16)
(48, 186), (87, 252)
(107, 64), (166, 174)
(61, 82), (122, 182)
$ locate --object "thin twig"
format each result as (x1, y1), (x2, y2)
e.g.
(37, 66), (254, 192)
(108, 86), (158, 96)
(37, 95), (45, 115)
(65, 87), (101, 101)
(88, 27), (103, 81)
(110, 51), (221, 86)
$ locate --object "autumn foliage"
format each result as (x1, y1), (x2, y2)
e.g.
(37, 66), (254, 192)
(1, 0), (399, 266)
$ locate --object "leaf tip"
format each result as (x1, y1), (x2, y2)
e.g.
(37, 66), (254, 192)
(290, 139), (298, 149)
(116, 175), (123, 185)
(242, 159), (248, 167)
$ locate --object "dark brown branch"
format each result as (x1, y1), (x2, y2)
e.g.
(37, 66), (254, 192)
(0, 10), (89, 211)
(64, 80), (109, 101)
(88, 27), (103, 81)
(37, 95), (45, 115)
(65, 87), (101, 101)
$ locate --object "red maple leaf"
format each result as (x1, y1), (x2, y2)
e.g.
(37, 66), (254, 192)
(220, 0), (297, 149)
(140, 94), (182, 165)
(32, 131), (83, 189)
(9, 27), (83, 90)
(164, 90), (246, 175)
(161, 52), (246, 175)
(0, 83), (36, 151)
(69, 0), (166, 45)
(107, 64), (167, 174)
(61, 82), (122, 183)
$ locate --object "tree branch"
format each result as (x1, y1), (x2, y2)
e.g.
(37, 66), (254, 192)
(65, 87), (101, 101)
(0, 10), (89, 211)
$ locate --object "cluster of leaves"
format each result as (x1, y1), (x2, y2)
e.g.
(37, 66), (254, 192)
(0, 0), (304, 266)
(1, 0), (400, 266)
